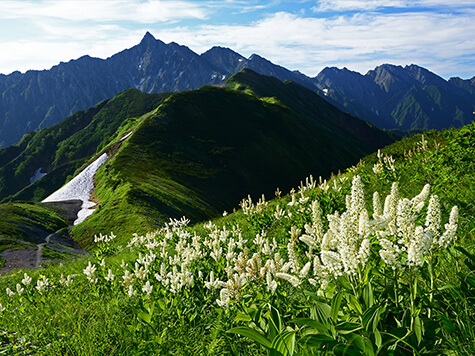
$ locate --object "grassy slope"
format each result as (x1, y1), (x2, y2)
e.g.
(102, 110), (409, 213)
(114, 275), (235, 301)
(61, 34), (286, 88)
(0, 89), (171, 202)
(72, 79), (394, 247)
(0, 122), (473, 355)
(0, 202), (68, 253)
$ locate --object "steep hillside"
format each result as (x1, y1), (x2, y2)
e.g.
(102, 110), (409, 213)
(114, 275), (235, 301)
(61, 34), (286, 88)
(0, 89), (170, 202)
(0, 117), (473, 354)
(70, 72), (393, 245)
(314, 64), (475, 130)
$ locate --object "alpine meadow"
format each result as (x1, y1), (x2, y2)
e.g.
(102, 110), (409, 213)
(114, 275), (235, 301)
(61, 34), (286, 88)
(0, 19), (474, 356)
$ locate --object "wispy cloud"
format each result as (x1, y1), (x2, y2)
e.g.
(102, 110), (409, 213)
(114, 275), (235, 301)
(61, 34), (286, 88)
(313, 0), (409, 12)
(313, 0), (475, 12)
(0, 0), (209, 23)
(152, 10), (475, 78)
(0, 0), (473, 78)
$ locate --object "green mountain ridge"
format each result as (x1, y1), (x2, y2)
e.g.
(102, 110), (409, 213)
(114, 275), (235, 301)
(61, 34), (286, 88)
(0, 89), (171, 202)
(0, 69), (394, 249)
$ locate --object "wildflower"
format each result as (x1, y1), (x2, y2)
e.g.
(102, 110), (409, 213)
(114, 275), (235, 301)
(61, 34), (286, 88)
(122, 270), (135, 287)
(0, 303), (5, 312)
(438, 206), (458, 248)
(16, 284), (24, 295)
(204, 271), (218, 290)
(35, 275), (49, 292)
(142, 281), (153, 295)
(373, 162), (383, 174)
(127, 285), (136, 297)
(100, 259), (106, 268)
(287, 226), (301, 273)
(105, 269), (115, 282)
(216, 288), (230, 308)
(425, 195), (441, 239)
(83, 262), (98, 283)
(373, 191), (383, 219)
(6, 288), (14, 297)
(59, 274), (74, 287)
(134, 263), (148, 280)
(299, 261), (312, 278)
(378, 239), (401, 269)
(21, 273), (32, 286)
(275, 272), (301, 287)
(266, 272), (278, 293)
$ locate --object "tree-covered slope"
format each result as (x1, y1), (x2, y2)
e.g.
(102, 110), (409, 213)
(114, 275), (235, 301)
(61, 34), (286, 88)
(0, 89), (170, 202)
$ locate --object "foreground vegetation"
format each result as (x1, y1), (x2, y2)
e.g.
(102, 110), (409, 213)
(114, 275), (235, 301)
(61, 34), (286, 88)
(0, 123), (474, 355)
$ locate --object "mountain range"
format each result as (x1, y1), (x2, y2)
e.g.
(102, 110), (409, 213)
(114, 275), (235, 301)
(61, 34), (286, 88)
(0, 69), (393, 247)
(0, 32), (473, 147)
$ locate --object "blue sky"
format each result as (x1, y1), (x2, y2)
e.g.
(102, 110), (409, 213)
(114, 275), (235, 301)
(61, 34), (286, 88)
(0, 0), (474, 79)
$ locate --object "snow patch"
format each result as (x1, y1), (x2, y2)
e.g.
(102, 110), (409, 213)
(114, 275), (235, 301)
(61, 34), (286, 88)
(42, 153), (108, 225)
(120, 131), (133, 141)
(30, 168), (46, 184)
(221, 75), (226, 80)
(238, 58), (243, 62)
(322, 88), (329, 96)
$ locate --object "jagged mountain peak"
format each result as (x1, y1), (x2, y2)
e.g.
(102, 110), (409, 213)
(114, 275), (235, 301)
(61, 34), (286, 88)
(140, 31), (156, 43)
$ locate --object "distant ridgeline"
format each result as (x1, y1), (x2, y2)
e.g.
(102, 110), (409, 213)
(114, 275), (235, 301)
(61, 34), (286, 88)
(0, 32), (474, 147)
(0, 69), (393, 246)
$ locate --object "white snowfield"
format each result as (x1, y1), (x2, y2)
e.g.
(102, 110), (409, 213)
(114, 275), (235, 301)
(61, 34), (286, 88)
(42, 153), (108, 225)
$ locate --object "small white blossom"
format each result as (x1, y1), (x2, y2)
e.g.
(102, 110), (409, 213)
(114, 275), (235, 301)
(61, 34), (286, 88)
(21, 273), (32, 286)
(83, 262), (98, 283)
(105, 269), (115, 282)
(6, 288), (14, 297)
(142, 281), (153, 295)
(127, 285), (136, 297)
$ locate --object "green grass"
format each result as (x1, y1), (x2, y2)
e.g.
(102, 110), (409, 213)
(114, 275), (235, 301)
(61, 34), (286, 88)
(0, 202), (68, 246)
(0, 122), (473, 355)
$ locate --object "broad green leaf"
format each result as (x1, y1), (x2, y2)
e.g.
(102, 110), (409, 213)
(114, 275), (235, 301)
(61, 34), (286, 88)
(304, 334), (338, 349)
(271, 330), (296, 356)
(267, 305), (283, 340)
(312, 301), (331, 325)
(414, 316), (422, 345)
(330, 292), (344, 322)
(347, 294), (363, 315)
(234, 311), (252, 323)
(374, 329), (382, 349)
(291, 318), (330, 336)
(362, 282), (374, 309)
(362, 306), (379, 332)
(227, 326), (272, 349)
(335, 322), (362, 335)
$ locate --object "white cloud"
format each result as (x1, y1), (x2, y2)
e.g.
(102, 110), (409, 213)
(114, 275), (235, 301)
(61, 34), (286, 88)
(0, 0), (208, 23)
(150, 10), (475, 78)
(313, 0), (475, 12)
(313, 0), (409, 12)
(0, 2), (473, 79)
